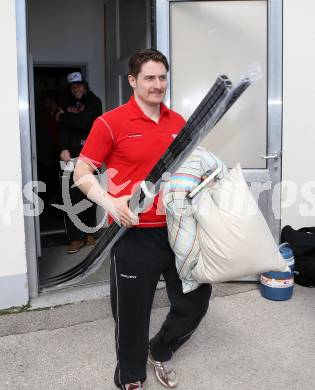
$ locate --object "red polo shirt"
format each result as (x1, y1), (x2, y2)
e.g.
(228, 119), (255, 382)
(79, 96), (186, 227)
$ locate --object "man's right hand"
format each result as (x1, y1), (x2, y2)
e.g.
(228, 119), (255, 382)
(105, 193), (139, 228)
(55, 109), (64, 122)
(60, 149), (71, 162)
(73, 159), (139, 228)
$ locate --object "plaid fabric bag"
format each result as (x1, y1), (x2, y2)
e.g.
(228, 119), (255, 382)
(163, 147), (225, 293)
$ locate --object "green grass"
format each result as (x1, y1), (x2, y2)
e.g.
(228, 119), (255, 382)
(0, 304), (53, 316)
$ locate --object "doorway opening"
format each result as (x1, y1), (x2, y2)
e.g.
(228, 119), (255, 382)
(26, 0), (152, 295)
(32, 64), (107, 285)
(27, 0), (109, 291)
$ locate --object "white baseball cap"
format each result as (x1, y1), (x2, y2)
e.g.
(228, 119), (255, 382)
(67, 72), (84, 85)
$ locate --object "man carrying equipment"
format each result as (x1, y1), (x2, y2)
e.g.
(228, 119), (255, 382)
(74, 49), (211, 390)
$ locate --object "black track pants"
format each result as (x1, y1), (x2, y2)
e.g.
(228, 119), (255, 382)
(61, 170), (97, 241)
(110, 227), (212, 387)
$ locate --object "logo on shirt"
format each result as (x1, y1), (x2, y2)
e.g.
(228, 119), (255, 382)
(172, 133), (177, 139)
(128, 133), (143, 138)
(120, 273), (138, 279)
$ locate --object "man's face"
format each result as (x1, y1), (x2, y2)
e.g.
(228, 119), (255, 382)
(128, 60), (168, 106)
(70, 83), (87, 100)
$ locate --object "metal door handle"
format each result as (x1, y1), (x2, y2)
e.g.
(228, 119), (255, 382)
(260, 153), (280, 160)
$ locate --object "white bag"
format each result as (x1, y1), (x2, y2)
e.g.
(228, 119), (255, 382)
(191, 164), (289, 284)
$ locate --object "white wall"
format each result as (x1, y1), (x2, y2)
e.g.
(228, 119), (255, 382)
(0, 0), (27, 277)
(0, 0), (28, 308)
(282, 1), (315, 229)
(28, 0), (106, 109)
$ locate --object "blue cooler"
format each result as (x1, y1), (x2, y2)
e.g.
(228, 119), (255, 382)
(260, 243), (294, 301)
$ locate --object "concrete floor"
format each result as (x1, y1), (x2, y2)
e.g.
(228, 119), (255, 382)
(0, 285), (314, 390)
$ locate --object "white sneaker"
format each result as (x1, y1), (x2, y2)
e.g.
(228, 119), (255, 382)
(148, 351), (178, 388)
(123, 382), (144, 390)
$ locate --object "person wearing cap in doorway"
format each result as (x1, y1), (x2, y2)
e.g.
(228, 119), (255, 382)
(56, 72), (102, 254)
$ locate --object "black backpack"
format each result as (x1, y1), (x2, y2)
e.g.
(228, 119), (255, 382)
(281, 225), (315, 287)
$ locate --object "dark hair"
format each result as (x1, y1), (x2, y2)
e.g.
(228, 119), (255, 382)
(128, 48), (169, 78)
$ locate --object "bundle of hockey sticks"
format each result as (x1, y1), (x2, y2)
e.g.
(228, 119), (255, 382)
(41, 74), (252, 289)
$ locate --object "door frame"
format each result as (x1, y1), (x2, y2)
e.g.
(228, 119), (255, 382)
(16, 0), (39, 298)
(16, 2), (94, 298)
(155, 0), (283, 240)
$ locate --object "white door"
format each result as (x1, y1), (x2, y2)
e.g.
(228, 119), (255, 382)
(156, 0), (282, 240)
